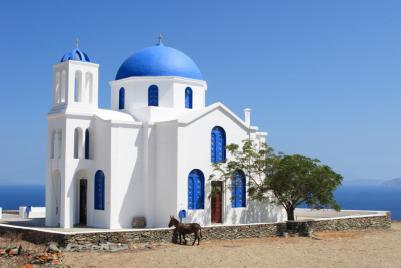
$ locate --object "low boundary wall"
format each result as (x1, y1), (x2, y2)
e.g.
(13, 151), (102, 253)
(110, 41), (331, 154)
(0, 212), (391, 247)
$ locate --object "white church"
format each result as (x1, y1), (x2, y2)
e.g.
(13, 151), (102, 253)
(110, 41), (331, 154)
(45, 39), (286, 229)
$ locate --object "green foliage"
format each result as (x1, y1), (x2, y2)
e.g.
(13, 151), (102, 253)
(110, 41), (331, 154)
(210, 140), (343, 221)
(209, 139), (275, 199)
(267, 154), (343, 220)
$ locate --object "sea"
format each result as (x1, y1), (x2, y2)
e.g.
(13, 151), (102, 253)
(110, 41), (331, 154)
(0, 184), (400, 220)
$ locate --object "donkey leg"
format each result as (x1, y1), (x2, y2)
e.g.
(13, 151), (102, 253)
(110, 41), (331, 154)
(179, 233), (182, 244)
(183, 234), (187, 245)
(197, 230), (200, 245)
(192, 233), (197, 246)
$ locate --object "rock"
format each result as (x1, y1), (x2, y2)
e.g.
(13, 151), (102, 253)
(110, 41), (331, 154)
(47, 243), (61, 253)
(109, 243), (128, 252)
(132, 217), (146, 228)
(6, 245), (21, 256)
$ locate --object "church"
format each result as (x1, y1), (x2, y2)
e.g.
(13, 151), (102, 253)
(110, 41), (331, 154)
(45, 38), (286, 229)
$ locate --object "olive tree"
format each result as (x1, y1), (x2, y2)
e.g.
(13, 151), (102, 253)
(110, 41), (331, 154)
(211, 140), (343, 221)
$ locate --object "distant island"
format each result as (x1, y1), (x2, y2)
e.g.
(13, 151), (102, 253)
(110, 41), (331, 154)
(342, 178), (401, 186)
(382, 178), (401, 186)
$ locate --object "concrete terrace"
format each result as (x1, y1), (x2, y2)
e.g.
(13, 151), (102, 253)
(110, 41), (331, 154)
(0, 208), (390, 234)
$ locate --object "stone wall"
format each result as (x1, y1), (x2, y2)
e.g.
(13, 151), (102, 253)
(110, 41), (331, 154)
(308, 213), (392, 232)
(0, 213), (391, 248)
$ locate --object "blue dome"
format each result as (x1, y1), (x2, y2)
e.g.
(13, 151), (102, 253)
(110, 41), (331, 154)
(60, 48), (90, 63)
(115, 44), (203, 80)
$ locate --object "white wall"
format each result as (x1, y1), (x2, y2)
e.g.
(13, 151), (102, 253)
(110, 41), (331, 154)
(151, 122), (179, 228)
(108, 123), (144, 229)
(176, 107), (286, 226)
(109, 76), (207, 123)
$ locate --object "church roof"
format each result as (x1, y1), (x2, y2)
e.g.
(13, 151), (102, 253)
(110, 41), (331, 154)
(115, 43), (203, 80)
(60, 48), (91, 63)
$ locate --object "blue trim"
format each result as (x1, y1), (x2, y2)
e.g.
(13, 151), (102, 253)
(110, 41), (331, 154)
(185, 87), (193, 109)
(232, 170), (246, 208)
(94, 170), (105, 210)
(148, 85), (159, 106)
(119, 87), (125, 110)
(188, 169), (205, 210)
(211, 126), (226, 163)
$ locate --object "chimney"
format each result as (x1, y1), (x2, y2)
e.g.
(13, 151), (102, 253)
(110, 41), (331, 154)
(244, 108), (251, 128)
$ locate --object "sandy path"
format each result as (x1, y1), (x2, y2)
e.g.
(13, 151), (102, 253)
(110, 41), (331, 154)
(62, 222), (401, 268)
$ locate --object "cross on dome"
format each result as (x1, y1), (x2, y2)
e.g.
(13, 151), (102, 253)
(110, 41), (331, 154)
(158, 34), (163, 45)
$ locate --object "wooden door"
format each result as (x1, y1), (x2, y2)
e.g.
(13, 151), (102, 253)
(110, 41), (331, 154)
(211, 181), (223, 223)
(79, 179), (87, 225)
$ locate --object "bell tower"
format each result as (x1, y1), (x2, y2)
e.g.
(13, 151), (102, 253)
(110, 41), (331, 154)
(52, 42), (99, 112)
(46, 43), (99, 228)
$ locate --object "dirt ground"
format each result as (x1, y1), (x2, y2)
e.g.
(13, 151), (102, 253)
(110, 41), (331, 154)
(2, 222), (401, 268)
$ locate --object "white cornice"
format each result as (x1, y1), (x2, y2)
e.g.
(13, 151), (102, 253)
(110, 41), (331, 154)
(109, 76), (207, 89)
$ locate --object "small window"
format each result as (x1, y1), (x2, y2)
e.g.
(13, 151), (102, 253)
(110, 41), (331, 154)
(188, 169), (205, 209)
(185, 87), (193, 109)
(232, 170), (246, 208)
(50, 130), (56, 159)
(119, 87), (125, 110)
(94, 170), (105, 210)
(74, 128), (83, 159)
(211, 126), (226, 163)
(84, 129), (90, 160)
(57, 130), (62, 159)
(74, 71), (83, 102)
(148, 85), (159, 106)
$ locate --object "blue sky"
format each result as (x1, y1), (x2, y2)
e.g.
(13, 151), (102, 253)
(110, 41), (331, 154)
(0, 1), (401, 185)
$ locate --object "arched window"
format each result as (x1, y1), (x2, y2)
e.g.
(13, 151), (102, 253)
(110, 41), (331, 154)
(57, 130), (62, 159)
(50, 130), (56, 159)
(60, 70), (66, 103)
(232, 170), (246, 208)
(148, 85), (159, 106)
(74, 71), (83, 102)
(94, 170), (105, 210)
(74, 128), (83, 159)
(119, 87), (125, 110)
(188, 169), (205, 210)
(211, 126), (226, 163)
(185, 87), (193, 109)
(84, 129), (90, 160)
(85, 72), (93, 104)
(54, 72), (60, 105)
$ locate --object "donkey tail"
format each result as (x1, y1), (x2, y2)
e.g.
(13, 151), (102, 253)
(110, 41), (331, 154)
(199, 227), (203, 238)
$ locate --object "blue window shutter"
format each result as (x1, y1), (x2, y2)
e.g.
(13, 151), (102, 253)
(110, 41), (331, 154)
(188, 176), (194, 209)
(185, 87), (193, 109)
(148, 85), (159, 106)
(232, 171), (246, 208)
(211, 127), (226, 163)
(95, 170), (105, 210)
(119, 88), (125, 110)
(211, 133), (216, 162)
(188, 170), (204, 210)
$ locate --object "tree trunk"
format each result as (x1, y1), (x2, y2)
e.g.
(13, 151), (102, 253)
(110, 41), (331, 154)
(286, 206), (295, 221)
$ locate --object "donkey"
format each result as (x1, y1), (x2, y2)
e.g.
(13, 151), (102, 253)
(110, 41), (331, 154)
(168, 216), (202, 245)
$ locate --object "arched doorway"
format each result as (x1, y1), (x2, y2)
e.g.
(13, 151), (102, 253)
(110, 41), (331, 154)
(79, 179), (87, 225)
(73, 170), (89, 226)
(211, 181), (223, 223)
(51, 170), (61, 226)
